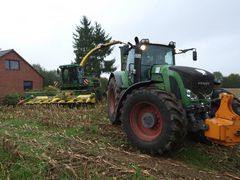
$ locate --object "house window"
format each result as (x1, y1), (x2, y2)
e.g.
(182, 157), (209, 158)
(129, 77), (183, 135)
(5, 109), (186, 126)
(24, 81), (33, 91)
(5, 60), (20, 70)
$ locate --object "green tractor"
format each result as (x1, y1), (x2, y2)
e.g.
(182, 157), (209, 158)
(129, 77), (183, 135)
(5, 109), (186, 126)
(107, 37), (240, 154)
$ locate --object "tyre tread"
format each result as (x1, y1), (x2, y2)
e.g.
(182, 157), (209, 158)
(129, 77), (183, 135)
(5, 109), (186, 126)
(120, 87), (187, 154)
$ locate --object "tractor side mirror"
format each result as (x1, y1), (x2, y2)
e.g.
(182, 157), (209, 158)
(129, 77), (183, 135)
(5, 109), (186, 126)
(57, 68), (60, 74)
(193, 50), (197, 61)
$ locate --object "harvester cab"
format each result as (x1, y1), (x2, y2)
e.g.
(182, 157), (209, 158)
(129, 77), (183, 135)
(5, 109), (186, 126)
(107, 37), (240, 154)
(58, 64), (85, 90)
(58, 64), (97, 90)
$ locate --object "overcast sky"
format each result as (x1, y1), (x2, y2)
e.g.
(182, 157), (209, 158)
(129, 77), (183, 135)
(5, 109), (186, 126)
(0, 0), (239, 76)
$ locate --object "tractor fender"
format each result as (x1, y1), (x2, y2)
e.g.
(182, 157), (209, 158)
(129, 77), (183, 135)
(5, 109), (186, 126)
(114, 80), (161, 122)
(108, 71), (129, 89)
(108, 72), (122, 89)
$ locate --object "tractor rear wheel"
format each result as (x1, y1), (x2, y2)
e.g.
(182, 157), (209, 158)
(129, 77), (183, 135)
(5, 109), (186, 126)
(120, 87), (187, 154)
(107, 78), (121, 124)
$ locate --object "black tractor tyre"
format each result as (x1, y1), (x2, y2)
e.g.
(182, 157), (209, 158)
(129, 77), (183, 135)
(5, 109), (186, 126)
(107, 78), (121, 124)
(120, 87), (187, 155)
(211, 88), (240, 116)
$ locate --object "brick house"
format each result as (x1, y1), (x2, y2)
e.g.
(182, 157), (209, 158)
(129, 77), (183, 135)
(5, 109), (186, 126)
(0, 49), (43, 97)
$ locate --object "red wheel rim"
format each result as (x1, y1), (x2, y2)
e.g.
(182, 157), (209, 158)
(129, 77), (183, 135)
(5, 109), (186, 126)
(130, 102), (163, 141)
(108, 88), (115, 114)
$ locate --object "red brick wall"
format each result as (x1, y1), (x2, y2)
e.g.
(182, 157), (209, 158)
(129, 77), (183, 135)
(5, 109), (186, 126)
(0, 51), (43, 97)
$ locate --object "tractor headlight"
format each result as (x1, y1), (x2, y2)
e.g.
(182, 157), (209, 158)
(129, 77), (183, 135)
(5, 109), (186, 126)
(186, 89), (198, 101)
(140, 45), (147, 51)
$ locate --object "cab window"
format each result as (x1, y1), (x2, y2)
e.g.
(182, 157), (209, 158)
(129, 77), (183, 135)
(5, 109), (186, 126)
(126, 49), (135, 71)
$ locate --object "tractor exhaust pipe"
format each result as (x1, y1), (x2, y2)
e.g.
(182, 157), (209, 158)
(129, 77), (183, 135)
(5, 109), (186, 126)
(134, 37), (141, 83)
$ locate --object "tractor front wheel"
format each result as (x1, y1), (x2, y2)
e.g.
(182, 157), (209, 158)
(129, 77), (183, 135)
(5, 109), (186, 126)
(120, 87), (187, 154)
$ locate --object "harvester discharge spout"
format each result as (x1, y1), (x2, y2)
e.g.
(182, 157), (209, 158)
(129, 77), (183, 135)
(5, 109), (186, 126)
(80, 41), (124, 67)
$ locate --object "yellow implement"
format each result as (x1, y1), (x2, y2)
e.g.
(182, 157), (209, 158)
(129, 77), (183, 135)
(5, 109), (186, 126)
(205, 94), (240, 146)
(22, 92), (96, 105)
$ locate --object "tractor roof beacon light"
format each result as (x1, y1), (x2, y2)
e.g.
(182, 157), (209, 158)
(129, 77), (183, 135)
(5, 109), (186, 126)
(140, 39), (150, 44)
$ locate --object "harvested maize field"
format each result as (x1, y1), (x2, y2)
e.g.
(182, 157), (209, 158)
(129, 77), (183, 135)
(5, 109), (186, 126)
(0, 94), (240, 179)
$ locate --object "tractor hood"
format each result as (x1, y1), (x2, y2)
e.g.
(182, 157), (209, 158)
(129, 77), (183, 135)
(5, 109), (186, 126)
(169, 66), (214, 98)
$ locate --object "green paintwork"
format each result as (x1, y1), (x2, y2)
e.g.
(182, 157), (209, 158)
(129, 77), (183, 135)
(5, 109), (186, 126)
(163, 66), (190, 106)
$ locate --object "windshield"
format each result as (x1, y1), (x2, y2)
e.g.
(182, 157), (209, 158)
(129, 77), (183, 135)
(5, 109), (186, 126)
(141, 45), (174, 66)
(61, 67), (81, 84)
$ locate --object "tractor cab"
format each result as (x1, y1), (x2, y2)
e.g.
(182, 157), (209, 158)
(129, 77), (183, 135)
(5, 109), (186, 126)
(121, 39), (177, 83)
(124, 42), (175, 82)
(120, 38), (198, 87)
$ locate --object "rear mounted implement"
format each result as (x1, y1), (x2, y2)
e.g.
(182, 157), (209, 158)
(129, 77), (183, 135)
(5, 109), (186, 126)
(205, 94), (240, 146)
